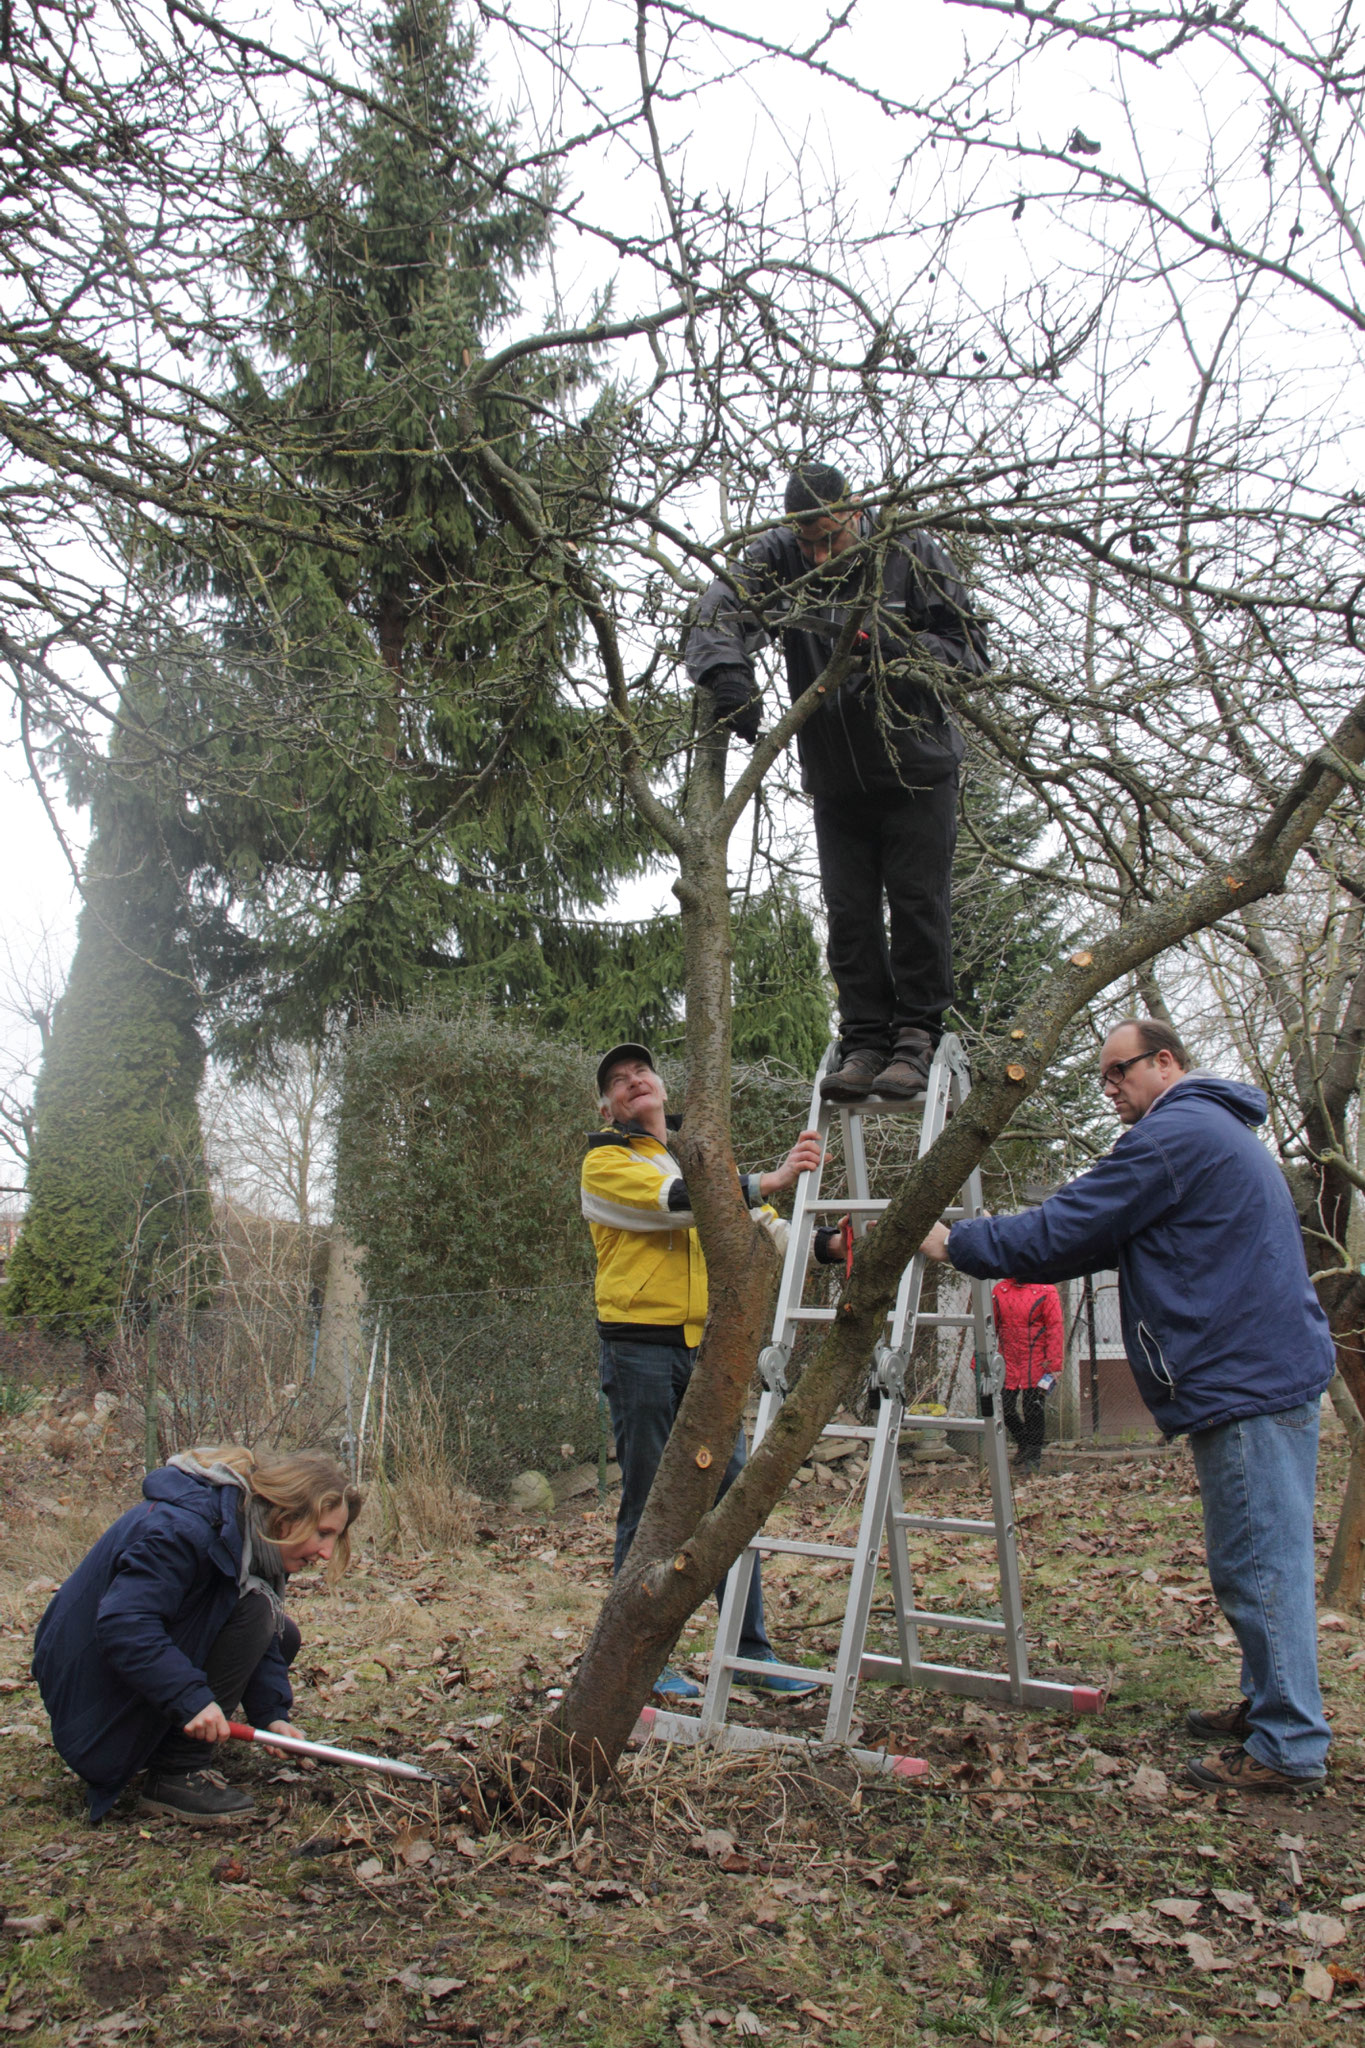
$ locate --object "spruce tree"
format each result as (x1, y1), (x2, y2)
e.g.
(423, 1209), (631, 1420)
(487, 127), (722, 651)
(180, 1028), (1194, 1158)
(178, 0), (657, 1048)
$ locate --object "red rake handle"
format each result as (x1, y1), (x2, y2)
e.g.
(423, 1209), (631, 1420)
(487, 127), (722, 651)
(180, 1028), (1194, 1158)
(226, 1720), (438, 1784)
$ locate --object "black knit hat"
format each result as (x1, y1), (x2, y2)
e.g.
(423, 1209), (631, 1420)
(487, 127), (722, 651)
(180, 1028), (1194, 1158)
(784, 462), (850, 521)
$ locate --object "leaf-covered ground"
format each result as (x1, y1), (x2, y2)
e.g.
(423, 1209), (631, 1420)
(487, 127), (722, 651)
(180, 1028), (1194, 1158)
(1, 1390), (1363, 2048)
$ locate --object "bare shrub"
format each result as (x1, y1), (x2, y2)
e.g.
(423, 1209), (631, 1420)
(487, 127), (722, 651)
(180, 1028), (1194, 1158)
(102, 1199), (344, 1460)
(368, 1373), (477, 1556)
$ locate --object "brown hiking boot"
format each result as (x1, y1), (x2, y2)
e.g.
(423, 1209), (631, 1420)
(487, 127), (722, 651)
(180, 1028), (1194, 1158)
(872, 1028), (934, 1103)
(1184, 1746), (1323, 1795)
(819, 1046), (887, 1103)
(1185, 1697), (1251, 1742)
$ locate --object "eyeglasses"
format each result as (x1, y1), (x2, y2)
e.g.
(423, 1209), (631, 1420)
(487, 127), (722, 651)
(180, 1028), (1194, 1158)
(1098, 1050), (1159, 1092)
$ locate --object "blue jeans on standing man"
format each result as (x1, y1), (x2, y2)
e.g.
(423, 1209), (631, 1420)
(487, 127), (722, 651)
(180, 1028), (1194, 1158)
(598, 1335), (772, 1658)
(1188, 1401), (1330, 1780)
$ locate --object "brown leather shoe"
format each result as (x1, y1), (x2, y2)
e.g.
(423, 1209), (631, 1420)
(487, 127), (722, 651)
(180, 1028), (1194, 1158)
(1184, 1746), (1323, 1795)
(819, 1046), (887, 1102)
(872, 1029), (934, 1103)
(1185, 1697), (1251, 1742)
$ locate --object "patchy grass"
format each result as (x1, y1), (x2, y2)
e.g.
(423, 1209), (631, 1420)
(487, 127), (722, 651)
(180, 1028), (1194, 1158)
(0, 1394), (1362, 2047)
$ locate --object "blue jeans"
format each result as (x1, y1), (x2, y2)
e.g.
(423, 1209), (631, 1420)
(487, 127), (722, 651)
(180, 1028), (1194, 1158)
(1189, 1402), (1330, 1779)
(598, 1335), (771, 1657)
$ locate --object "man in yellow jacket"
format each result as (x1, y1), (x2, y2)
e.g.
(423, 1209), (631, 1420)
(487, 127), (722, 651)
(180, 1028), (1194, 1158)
(583, 1042), (836, 1700)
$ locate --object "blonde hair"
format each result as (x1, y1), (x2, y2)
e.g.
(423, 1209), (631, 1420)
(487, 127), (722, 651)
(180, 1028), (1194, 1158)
(183, 1446), (363, 1579)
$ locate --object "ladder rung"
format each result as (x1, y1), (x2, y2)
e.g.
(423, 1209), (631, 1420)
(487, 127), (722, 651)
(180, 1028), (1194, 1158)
(845, 1095), (927, 1112)
(750, 1536), (859, 1560)
(803, 1198), (964, 1219)
(821, 1424), (877, 1439)
(791, 1307), (837, 1321)
(901, 1413), (984, 1434)
(916, 1313), (976, 1328)
(900, 1609), (1005, 1637)
(726, 1655), (835, 1686)
(894, 1514), (998, 1536)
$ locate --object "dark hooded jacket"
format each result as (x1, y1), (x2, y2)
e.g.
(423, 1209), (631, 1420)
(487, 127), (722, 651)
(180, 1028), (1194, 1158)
(947, 1073), (1335, 1437)
(684, 513), (988, 800)
(32, 1466), (294, 1820)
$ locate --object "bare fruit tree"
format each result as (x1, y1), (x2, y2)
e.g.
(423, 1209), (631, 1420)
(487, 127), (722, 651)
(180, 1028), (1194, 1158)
(5, 0), (1365, 1761)
(432, 0), (1365, 1764)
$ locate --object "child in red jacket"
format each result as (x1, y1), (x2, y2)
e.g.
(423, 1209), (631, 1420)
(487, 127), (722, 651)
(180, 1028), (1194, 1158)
(992, 1277), (1064, 1476)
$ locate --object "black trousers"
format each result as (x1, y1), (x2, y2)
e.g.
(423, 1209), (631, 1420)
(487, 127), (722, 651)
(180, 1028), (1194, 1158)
(1002, 1388), (1046, 1464)
(149, 1592), (301, 1774)
(813, 779), (958, 1050)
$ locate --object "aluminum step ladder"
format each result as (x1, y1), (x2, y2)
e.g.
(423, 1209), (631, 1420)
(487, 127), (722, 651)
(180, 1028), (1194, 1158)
(695, 1033), (1101, 1749)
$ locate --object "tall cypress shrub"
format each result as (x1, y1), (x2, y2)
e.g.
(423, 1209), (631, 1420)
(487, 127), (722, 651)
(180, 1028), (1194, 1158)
(5, 806), (212, 1333)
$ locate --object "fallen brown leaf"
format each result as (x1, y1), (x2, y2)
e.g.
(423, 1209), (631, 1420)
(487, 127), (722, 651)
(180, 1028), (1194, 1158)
(1302, 1960), (1335, 2002)
(1298, 1911), (1347, 1947)
(1129, 1764), (1168, 1804)
(1152, 1897), (1201, 1925)
(1180, 1932), (1229, 1972)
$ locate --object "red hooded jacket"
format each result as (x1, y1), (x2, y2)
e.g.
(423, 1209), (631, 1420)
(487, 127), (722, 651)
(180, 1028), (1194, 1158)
(992, 1278), (1064, 1391)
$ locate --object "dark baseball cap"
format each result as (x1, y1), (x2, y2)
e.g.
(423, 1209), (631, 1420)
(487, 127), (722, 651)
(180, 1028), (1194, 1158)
(595, 1042), (656, 1096)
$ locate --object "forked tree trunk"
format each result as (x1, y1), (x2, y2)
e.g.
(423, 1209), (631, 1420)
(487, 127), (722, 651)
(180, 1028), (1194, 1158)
(546, 696), (1365, 1776)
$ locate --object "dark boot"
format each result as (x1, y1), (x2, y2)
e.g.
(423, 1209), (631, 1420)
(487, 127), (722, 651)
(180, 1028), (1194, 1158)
(819, 1045), (887, 1103)
(140, 1767), (255, 1823)
(873, 1029), (935, 1103)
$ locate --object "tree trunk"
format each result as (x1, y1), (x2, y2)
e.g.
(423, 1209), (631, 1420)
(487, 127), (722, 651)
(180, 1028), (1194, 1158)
(315, 1226), (366, 1428)
(1323, 1442), (1365, 1611)
(1323, 1371), (1365, 1611)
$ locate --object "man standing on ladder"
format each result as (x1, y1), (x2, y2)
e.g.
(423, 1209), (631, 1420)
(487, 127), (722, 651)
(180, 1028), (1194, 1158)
(686, 462), (988, 1107)
(992, 1274), (1064, 1479)
(921, 1017), (1335, 1795)
(583, 1043), (835, 1701)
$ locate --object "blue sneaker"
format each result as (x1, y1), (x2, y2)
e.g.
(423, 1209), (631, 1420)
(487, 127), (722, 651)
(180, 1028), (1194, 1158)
(653, 1665), (701, 1700)
(736, 1651), (820, 1698)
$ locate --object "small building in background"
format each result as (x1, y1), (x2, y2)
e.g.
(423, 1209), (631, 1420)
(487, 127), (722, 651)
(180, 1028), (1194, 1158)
(1055, 1271), (1159, 1442)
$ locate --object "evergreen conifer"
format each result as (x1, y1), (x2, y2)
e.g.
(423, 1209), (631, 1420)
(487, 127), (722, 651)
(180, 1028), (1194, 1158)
(4, 788), (212, 1334)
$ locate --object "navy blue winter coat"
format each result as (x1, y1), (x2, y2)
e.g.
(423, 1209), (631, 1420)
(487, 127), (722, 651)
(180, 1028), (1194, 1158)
(948, 1073), (1335, 1437)
(32, 1466), (293, 1820)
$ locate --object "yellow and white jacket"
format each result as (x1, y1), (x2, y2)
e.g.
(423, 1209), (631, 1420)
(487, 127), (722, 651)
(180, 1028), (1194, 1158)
(581, 1120), (788, 1348)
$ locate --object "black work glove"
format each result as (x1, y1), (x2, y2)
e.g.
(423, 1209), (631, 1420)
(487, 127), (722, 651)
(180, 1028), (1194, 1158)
(702, 664), (761, 744)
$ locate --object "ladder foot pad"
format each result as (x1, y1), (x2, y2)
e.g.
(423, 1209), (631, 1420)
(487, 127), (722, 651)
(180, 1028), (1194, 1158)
(632, 1706), (930, 1776)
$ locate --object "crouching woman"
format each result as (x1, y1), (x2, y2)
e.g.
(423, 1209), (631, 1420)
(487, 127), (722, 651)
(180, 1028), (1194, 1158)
(33, 1446), (361, 1824)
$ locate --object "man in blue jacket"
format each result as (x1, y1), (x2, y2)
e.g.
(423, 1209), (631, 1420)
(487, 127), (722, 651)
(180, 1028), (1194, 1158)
(921, 1017), (1335, 1793)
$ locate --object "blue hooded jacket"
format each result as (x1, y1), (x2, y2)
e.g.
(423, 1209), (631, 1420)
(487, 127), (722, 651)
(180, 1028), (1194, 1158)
(32, 1466), (294, 1820)
(947, 1072), (1335, 1436)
